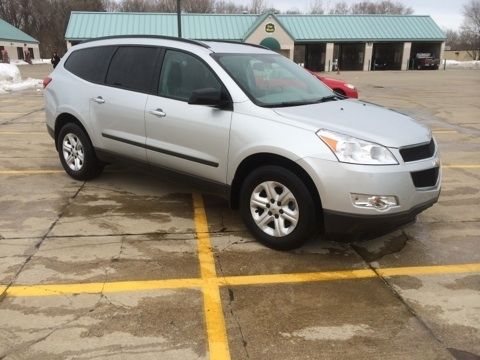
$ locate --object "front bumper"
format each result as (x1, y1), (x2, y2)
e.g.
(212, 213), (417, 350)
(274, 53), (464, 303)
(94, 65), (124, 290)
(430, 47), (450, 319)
(323, 196), (438, 238)
(297, 154), (441, 236)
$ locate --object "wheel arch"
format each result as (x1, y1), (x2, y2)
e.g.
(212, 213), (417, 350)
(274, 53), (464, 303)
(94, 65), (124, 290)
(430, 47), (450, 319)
(54, 113), (90, 150)
(230, 153), (323, 216)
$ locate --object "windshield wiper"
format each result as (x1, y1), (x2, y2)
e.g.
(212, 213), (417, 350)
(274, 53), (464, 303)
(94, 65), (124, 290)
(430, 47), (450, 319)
(265, 94), (343, 108)
(318, 95), (340, 102)
(269, 100), (318, 108)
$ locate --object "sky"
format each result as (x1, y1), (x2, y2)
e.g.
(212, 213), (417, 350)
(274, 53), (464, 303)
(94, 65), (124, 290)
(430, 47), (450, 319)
(235, 0), (466, 30)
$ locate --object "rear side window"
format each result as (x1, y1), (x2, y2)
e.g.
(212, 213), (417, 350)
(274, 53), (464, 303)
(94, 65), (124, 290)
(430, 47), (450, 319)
(64, 46), (115, 83)
(106, 46), (159, 93)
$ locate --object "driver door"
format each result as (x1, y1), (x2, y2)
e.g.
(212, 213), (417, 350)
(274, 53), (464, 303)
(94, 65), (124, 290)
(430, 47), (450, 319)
(145, 49), (232, 184)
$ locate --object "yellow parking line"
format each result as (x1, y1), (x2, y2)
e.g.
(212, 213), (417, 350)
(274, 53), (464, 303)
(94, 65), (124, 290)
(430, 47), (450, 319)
(220, 269), (377, 286)
(194, 194), (217, 279)
(1, 278), (204, 297)
(3, 263), (479, 298)
(193, 193), (231, 360)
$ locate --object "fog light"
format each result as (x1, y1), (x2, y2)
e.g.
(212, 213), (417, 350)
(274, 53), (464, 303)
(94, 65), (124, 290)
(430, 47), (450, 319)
(351, 194), (398, 211)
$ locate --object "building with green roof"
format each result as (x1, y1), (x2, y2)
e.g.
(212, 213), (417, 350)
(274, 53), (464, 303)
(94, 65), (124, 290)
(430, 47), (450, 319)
(65, 11), (446, 71)
(0, 18), (40, 62)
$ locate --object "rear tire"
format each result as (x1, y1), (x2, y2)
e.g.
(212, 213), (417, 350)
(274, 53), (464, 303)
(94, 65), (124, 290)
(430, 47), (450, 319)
(57, 122), (104, 180)
(239, 165), (316, 250)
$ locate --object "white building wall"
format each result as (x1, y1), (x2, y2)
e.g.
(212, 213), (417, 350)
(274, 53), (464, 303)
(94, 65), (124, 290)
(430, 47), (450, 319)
(0, 40), (40, 61)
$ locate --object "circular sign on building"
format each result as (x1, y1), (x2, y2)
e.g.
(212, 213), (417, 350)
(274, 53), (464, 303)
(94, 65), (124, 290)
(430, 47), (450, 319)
(265, 23), (275, 33)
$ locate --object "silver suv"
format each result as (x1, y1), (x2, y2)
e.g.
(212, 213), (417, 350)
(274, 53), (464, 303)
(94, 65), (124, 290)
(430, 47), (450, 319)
(44, 36), (441, 250)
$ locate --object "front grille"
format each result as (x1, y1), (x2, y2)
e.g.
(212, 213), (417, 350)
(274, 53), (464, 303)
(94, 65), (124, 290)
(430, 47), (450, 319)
(400, 139), (435, 162)
(410, 167), (439, 188)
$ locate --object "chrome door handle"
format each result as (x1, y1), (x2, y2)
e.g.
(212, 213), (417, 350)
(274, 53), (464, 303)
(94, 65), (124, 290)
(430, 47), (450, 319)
(149, 108), (166, 117)
(92, 96), (105, 104)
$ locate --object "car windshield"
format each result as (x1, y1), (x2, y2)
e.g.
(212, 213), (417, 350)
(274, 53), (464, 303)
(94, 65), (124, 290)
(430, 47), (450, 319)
(213, 53), (336, 107)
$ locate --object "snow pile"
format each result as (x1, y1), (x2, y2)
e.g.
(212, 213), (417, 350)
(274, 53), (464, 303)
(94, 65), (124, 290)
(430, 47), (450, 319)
(0, 63), (21, 82)
(0, 63), (42, 94)
(445, 60), (480, 70)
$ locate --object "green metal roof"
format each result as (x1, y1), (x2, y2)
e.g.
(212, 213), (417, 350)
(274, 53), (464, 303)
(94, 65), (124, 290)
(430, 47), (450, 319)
(0, 18), (38, 43)
(66, 12), (259, 41)
(277, 15), (446, 42)
(65, 12), (446, 43)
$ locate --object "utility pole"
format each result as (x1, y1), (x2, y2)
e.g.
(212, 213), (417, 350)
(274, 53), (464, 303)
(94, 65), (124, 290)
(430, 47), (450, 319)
(177, 0), (182, 38)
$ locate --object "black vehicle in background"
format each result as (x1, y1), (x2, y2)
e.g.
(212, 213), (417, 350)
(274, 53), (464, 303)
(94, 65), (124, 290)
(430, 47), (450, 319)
(412, 53), (440, 70)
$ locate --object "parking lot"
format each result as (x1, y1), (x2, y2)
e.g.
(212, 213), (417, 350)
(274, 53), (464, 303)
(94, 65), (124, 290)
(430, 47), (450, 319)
(0, 64), (479, 359)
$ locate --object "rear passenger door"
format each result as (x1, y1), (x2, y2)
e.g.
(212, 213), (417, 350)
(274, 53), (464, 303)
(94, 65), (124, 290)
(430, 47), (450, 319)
(145, 49), (232, 184)
(89, 46), (161, 162)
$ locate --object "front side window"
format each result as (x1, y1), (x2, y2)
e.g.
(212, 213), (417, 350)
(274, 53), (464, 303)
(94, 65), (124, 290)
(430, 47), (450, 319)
(106, 46), (159, 93)
(213, 53), (335, 107)
(159, 50), (222, 102)
(64, 46), (115, 83)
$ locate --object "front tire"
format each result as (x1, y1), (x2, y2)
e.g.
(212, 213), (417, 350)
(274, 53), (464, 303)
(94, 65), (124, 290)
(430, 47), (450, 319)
(239, 165), (316, 250)
(57, 123), (104, 180)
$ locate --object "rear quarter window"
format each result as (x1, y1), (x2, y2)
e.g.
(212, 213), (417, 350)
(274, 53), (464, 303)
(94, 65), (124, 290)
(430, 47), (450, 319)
(105, 46), (159, 93)
(64, 46), (115, 83)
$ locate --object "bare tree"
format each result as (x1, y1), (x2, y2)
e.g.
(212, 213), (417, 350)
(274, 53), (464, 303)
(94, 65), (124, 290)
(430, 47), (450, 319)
(183, 0), (215, 13)
(445, 29), (461, 50)
(328, 1), (349, 14)
(462, 0), (480, 59)
(250, 0), (266, 14)
(286, 8), (301, 14)
(309, 0), (324, 14)
(327, 0), (412, 15)
(119, 0), (165, 12)
(214, 1), (249, 14)
(350, 1), (412, 14)
(102, 0), (120, 11)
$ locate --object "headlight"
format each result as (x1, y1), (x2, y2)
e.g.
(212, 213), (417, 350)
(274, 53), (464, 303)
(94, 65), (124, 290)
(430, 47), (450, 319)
(317, 129), (398, 165)
(345, 84), (356, 90)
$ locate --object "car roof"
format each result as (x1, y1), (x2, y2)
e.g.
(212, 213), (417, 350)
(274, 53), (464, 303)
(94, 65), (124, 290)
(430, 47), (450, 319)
(80, 35), (274, 55)
(202, 40), (272, 54)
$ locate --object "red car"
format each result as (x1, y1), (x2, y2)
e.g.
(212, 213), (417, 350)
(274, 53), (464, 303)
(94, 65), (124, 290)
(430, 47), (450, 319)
(307, 70), (359, 98)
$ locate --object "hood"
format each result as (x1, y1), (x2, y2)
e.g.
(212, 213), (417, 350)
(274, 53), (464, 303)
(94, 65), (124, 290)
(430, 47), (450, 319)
(273, 99), (431, 148)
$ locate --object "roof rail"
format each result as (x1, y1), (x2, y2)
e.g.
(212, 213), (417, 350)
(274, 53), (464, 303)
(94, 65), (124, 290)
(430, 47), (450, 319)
(81, 35), (211, 49)
(202, 39), (269, 50)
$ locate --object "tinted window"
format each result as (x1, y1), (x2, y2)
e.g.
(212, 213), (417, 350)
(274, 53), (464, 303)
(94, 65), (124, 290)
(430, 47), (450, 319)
(159, 50), (222, 102)
(64, 46), (115, 83)
(106, 46), (158, 93)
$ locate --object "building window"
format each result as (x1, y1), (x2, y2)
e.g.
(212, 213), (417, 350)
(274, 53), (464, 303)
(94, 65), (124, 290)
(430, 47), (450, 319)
(28, 48), (34, 59)
(17, 47), (24, 60)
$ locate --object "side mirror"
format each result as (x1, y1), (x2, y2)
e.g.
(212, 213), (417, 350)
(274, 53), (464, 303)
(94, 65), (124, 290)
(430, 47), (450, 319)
(188, 88), (231, 109)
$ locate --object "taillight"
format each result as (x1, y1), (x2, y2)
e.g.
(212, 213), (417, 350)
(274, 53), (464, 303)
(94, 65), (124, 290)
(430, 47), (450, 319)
(43, 77), (52, 89)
